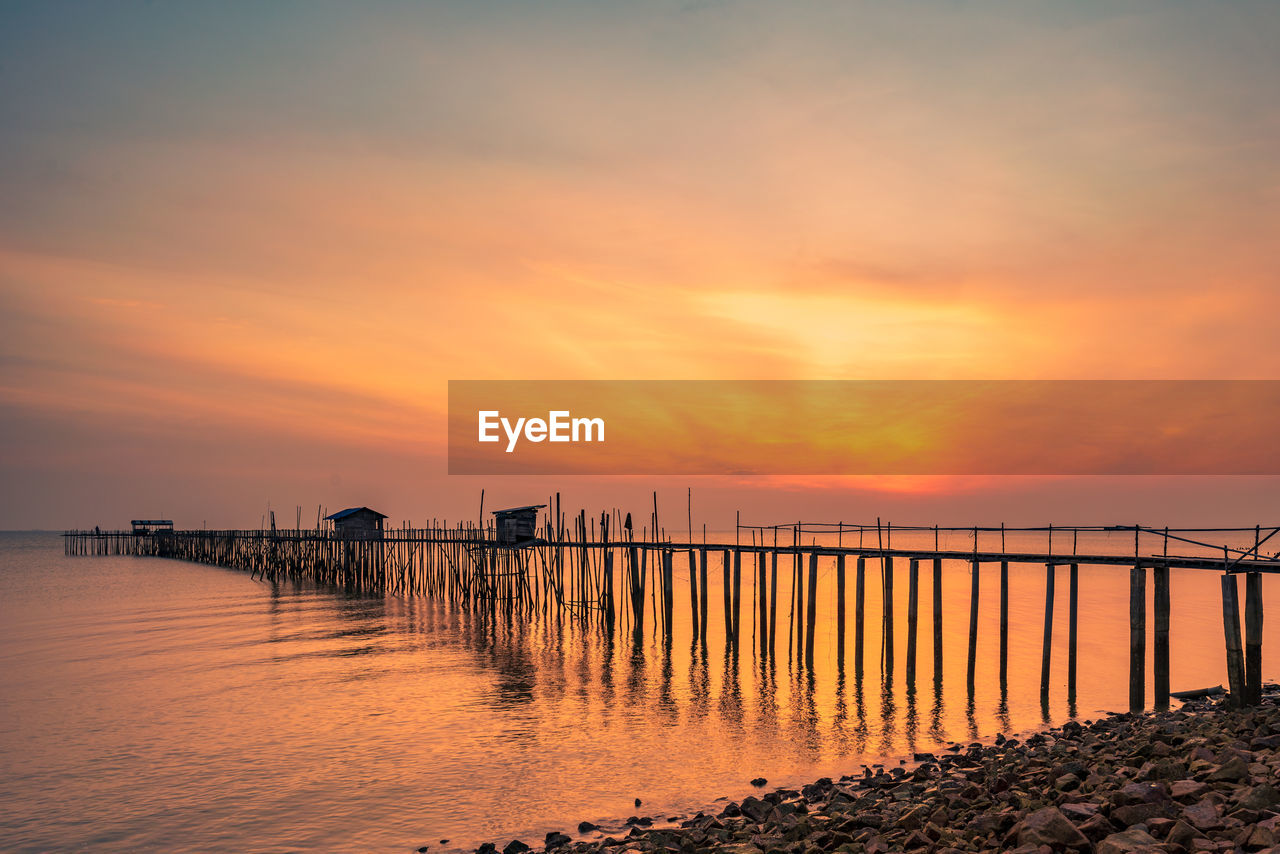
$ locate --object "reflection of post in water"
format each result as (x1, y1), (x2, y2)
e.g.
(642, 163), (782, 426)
(996, 680), (1011, 733)
(904, 679), (918, 755)
(929, 667), (945, 744)
(719, 644), (744, 729)
(965, 691), (978, 741)
(878, 658), (897, 756)
(656, 640), (676, 720)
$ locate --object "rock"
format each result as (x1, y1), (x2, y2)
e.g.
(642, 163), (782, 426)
(544, 832), (571, 848)
(1247, 824), (1277, 849)
(1111, 801), (1171, 827)
(1240, 783), (1280, 810)
(1061, 802), (1099, 820)
(1097, 827), (1160, 854)
(1114, 782), (1170, 806)
(1165, 819), (1201, 850)
(1077, 812), (1118, 843)
(749, 777), (767, 787)
(1010, 806), (1090, 850)
(1171, 780), (1209, 800)
(634, 798), (642, 807)
(1181, 799), (1224, 831)
(417, 848), (429, 853)
(739, 796), (770, 823)
(475, 845), (496, 854)
(1207, 755), (1249, 782)
(501, 842), (529, 854)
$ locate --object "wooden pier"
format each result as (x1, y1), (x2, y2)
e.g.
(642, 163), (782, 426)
(64, 503), (1275, 711)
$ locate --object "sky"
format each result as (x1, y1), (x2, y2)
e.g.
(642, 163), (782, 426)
(2, 1), (1279, 530)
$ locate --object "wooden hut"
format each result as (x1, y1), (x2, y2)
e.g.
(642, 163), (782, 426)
(492, 505), (545, 545)
(325, 507), (387, 539)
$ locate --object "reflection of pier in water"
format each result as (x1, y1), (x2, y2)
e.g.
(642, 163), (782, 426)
(65, 503), (1275, 715)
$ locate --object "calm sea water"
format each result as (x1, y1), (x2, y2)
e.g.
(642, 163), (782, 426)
(1, 529), (1276, 853)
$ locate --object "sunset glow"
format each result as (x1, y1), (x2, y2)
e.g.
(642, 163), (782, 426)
(3, 2), (1279, 526)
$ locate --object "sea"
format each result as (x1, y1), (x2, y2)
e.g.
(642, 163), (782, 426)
(1, 529), (1275, 852)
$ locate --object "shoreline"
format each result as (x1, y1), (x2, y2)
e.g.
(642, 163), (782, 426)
(472, 689), (1280, 854)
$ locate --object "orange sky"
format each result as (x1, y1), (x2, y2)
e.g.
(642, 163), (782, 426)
(2, 2), (1279, 528)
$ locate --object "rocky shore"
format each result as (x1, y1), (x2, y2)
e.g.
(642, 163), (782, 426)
(477, 688), (1280, 854)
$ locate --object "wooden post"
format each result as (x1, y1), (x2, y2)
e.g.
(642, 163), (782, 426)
(793, 543), (804, 658)
(662, 550), (674, 642)
(758, 551), (769, 656)
(732, 548), (742, 648)
(1129, 564), (1146, 713)
(855, 556), (866, 672)
(1246, 572), (1263, 705)
(1153, 564), (1170, 710)
(1040, 563), (1055, 698)
(768, 550), (778, 655)
(836, 555), (846, 665)
(999, 559), (1009, 685)
(699, 548), (708, 641)
(689, 548), (699, 640)
(1222, 574), (1247, 707)
(906, 558), (919, 685)
(1068, 562), (1079, 701)
(805, 552), (818, 667)
(722, 549), (733, 643)
(932, 557), (942, 681)
(883, 556), (894, 669)
(967, 559), (980, 691)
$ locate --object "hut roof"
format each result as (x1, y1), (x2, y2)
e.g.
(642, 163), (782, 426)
(491, 504), (547, 516)
(325, 507), (388, 521)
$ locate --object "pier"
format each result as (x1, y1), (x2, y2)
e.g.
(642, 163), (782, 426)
(64, 499), (1275, 712)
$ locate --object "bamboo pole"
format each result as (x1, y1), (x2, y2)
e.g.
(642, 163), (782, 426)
(1246, 572), (1263, 705)
(1129, 564), (1146, 713)
(1153, 564), (1169, 709)
(805, 552), (818, 667)
(836, 554), (846, 665)
(967, 559), (980, 692)
(1222, 574), (1246, 707)
(1040, 563), (1055, 698)
(906, 558), (919, 686)
(855, 556), (866, 674)
(999, 559), (1009, 686)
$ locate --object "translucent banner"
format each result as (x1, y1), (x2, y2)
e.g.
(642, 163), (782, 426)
(447, 380), (1280, 475)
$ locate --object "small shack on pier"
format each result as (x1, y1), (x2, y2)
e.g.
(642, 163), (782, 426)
(325, 507), (387, 539)
(131, 520), (173, 536)
(493, 505), (544, 545)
